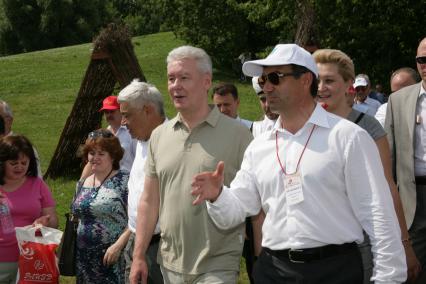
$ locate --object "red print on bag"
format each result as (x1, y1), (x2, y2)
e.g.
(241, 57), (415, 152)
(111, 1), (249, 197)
(18, 241), (59, 283)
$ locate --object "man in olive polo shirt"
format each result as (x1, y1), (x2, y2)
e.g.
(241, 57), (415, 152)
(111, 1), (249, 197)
(130, 46), (253, 284)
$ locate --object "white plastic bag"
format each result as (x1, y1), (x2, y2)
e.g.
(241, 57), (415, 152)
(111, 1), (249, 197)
(15, 225), (63, 284)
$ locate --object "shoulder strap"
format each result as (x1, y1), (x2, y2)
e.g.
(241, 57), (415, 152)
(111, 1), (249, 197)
(354, 112), (365, 125)
(70, 180), (84, 211)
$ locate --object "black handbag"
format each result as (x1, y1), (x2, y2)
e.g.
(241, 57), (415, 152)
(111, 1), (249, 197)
(58, 184), (81, 276)
(57, 212), (78, 276)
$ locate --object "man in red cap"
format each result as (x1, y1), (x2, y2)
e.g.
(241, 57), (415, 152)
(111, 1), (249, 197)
(100, 96), (136, 172)
(82, 96), (136, 179)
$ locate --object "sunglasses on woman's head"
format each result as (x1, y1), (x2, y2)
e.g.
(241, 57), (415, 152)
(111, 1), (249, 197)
(258, 71), (300, 88)
(88, 131), (113, 140)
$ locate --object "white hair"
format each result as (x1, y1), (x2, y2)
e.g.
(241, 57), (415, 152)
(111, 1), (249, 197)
(117, 79), (165, 117)
(166, 45), (212, 74)
(0, 100), (13, 118)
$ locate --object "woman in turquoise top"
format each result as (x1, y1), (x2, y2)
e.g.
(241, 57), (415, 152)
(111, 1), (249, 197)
(72, 129), (130, 283)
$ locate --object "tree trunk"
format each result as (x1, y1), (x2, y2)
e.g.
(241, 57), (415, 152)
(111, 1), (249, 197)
(294, 0), (319, 53)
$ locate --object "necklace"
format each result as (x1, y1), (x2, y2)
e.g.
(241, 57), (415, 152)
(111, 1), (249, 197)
(92, 168), (114, 189)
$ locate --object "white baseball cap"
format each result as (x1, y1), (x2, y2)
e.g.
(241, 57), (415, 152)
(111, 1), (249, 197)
(242, 44), (318, 78)
(353, 77), (368, 88)
(251, 77), (263, 95)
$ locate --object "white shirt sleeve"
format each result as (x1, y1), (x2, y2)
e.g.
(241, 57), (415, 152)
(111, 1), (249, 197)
(374, 103), (387, 128)
(344, 130), (406, 283)
(206, 145), (262, 229)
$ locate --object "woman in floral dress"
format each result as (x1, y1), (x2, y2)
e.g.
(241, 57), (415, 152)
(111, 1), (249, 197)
(72, 129), (130, 283)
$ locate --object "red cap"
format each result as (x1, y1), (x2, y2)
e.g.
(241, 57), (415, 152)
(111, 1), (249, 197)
(99, 96), (119, 111)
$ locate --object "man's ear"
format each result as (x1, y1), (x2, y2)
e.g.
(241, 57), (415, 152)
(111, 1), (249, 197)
(301, 72), (313, 90)
(203, 73), (212, 91)
(143, 104), (152, 115)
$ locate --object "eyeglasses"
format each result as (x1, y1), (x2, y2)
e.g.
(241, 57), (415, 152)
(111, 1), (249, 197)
(416, 56), (426, 64)
(88, 130), (113, 140)
(258, 71), (300, 87)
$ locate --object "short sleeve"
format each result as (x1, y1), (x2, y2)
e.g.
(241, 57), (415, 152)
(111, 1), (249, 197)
(360, 115), (386, 140)
(37, 177), (56, 208)
(144, 129), (159, 178)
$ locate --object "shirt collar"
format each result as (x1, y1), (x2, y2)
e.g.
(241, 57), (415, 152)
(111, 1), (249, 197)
(419, 82), (426, 98)
(269, 103), (330, 138)
(171, 105), (219, 129)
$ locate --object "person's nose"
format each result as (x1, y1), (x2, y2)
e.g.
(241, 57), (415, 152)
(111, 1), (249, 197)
(262, 79), (275, 94)
(317, 80), (326, 92)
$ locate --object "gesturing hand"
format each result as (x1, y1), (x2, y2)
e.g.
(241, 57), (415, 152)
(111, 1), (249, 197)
(191, 161), (225, 205)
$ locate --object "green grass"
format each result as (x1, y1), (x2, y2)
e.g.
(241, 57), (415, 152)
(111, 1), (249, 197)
(0, 31), (258, 283)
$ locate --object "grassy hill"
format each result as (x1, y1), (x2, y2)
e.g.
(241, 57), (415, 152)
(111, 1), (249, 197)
(0, 31), (256, 283)
(0, 31), (262, 172)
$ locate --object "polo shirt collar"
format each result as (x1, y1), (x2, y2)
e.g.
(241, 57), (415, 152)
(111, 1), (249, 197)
(270, 103), (330, 138)
(171, 105), (219, 129)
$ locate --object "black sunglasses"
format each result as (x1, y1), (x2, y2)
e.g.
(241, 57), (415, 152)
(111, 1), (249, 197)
(88, 130), (113, 139)
(416, 56), (426, 64)
(258, 71), (299, 87)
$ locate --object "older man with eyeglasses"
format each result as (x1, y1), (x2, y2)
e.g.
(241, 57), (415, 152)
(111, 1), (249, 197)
(191, 43), (406, 283)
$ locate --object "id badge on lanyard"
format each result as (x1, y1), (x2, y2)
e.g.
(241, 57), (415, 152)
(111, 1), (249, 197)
(276, 125), (316, 206)
(283, 172), (304, 205)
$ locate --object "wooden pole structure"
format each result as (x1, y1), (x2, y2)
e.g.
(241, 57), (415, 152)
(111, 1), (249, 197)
(44, 23), (145, 179)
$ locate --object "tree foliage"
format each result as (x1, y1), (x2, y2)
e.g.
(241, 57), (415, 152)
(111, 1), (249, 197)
(120, 0), (165, 36)
(0, 0), (116, 55)
(164, 0), (425, 90)
(0, 0), (425, 90)
(315, 0), (425, 88)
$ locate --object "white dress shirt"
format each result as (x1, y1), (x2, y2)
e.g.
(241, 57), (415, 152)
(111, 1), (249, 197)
(374, 103), (387, 127)
(207, 104), (406, 283)
(353, 97), (382, 116)
(415, 84), (426, 176)
(109, 125), (137, 173)
(252, 116), (277, 138)
(236, 116), (252, 129)
(127, 140), (160, 234)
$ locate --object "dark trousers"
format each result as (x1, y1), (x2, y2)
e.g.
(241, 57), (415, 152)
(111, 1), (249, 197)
(406, 183), (426, 284)
(124, 232), (163, 284)
(253, 247), (363, 284)
(242, 217), (255, 284)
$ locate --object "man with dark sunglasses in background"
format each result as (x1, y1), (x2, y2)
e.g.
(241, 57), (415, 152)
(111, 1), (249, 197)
(191, 43), (406, 283)
(385, 37), (426, 284)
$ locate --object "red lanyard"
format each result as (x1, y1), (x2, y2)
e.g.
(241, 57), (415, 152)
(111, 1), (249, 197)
(276, 125), (316, 175)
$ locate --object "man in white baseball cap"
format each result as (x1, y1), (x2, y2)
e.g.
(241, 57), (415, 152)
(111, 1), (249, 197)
(191, 43), (406, 283)
(353, 74), (382, 116)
